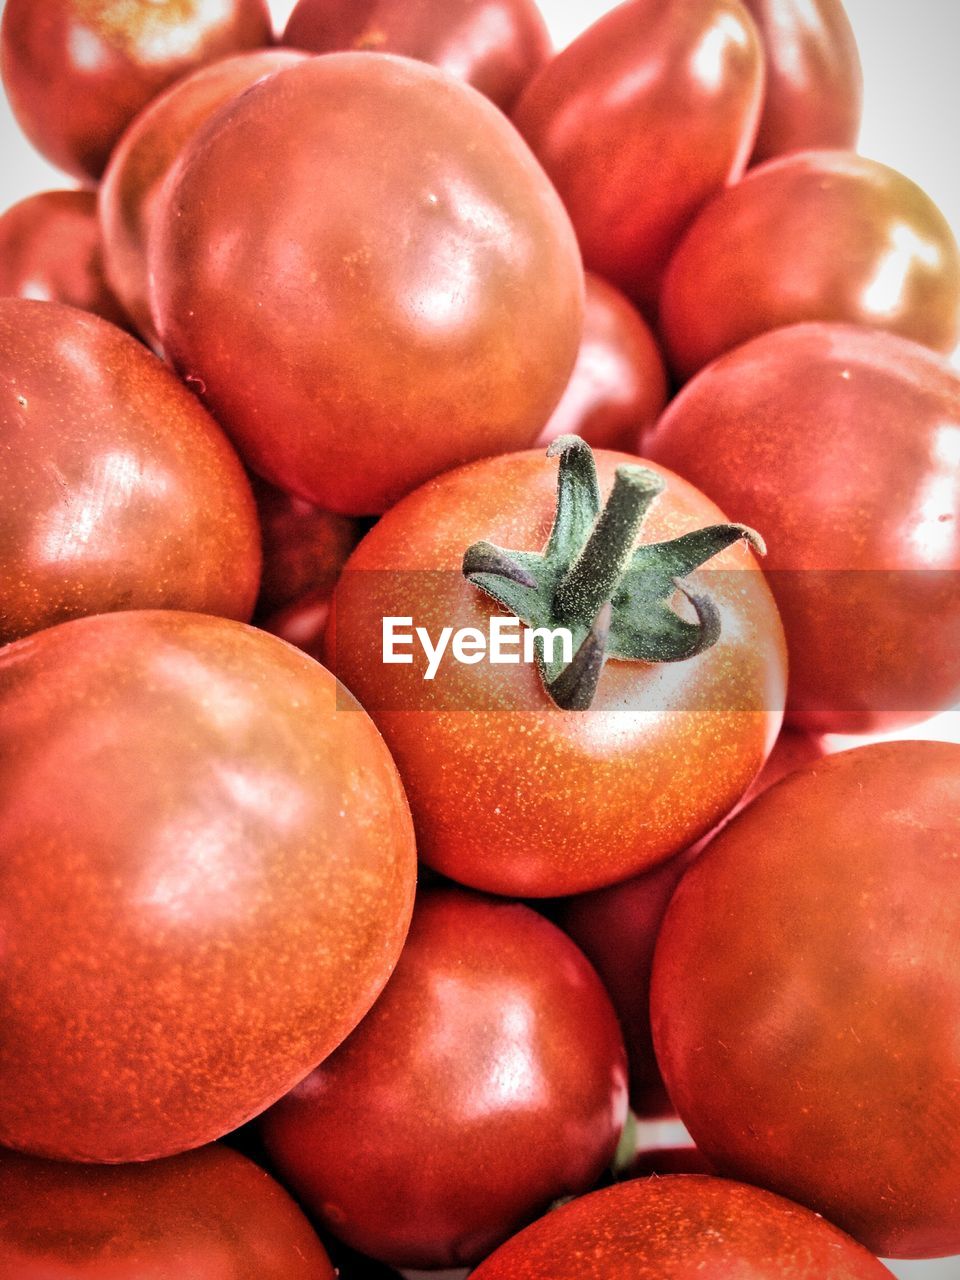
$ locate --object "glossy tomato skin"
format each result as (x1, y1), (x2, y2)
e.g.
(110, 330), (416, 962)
(652, 742), (960, 1259)
(537, 273), (669, 451)
(0, 611), (416, 1163)
(512, 0), (764, 312)
(325, 448), (786, 897)
(0, 1145), (335, 1278)
(152, 54), (584, 516)
(0, 0), (273, 181)
(282, 0), (550, 112)
(100, 49), (305, 348)
(260, 888), (628, 1269)
(0, 299), (261, 646)
(470, 1175), (893, 1278)
(744, 0), (862, 162)
(0, 191), (128, 327)
(661, 151), (960, 379)
(645, 324), (960, 732)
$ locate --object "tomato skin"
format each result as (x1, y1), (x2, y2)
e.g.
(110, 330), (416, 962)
(0, 1146), (335, 1278)
(470, 1175), (893, 1278)
(536, 273), (669, 452)
(325, 447), (785, 897)
(0, 0), (273, 181)
(151, 53), (584, 516)
(652, 741), (960, 1259)
(254, 480), (362, 618)
(512, 0), (764, 312)
(0, 299), (261, 645)
(260, 888), (628, 1269)
(645, 323), (960, 733)
(0, 610), (416, 1163)
(282, 0), (550, 112)
(99, 49), (305, 348)
(661, 151), (960, 380)
(0, 191), (128, 328)
(744, 0), (862, 162)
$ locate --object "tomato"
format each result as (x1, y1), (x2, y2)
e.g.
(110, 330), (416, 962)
(254, 480), (362, 618)
(512, 0), (764, 312)
(660, 151), (960, 379)
(0, 1145), (334, 1278)
(0, 299), (261, 646)
(326, 438), (785, 897)
(469, 1175), (893, 1278)
(744, 0), (862, 162)
(281, 0), (550, 112)
(151, 53), (584, 516)
(0, 0), (273, 182)
(645, 323), (960, 732)
(536, 273), (669, 452)
(0, 190), (128, 328)
(0, 610), (416, 1162)
(260, 887), (627, 1269)
(557, 725), (826, 1114)
(99, 49), (305, 348)
(652, 741), (960, 1259)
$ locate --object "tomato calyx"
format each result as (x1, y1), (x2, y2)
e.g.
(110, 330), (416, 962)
(463, 436), (764, 709)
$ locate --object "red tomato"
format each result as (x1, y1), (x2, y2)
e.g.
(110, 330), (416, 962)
(744, 0), (862, 162)
(652, 741), (960, 1259)
(99, 49), (305, 347)
(326, 441), (785, 897)
(0, 1145), (334, 1278)
(470, 1175), (893, 1278)
(0, 190), (128, 328)
(0, 299), (261, 645)
(151, 53), (584, 516)
(645, 323), (960, 733)
(254, 479), (363, 617)
(0, 610), (416, 1162)
(282, 0), (550, 112)
(512, 0), (764, 312)
(260, 888), (628, 1269)
(661, 151), (960, 379)
(537, 273), (669, 452)
(0, 0), (273, 181)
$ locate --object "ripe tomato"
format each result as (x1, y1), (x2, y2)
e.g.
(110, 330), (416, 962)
(0, 1145), (334, 1278)
(0, 610), (416, 1162)
(0, 0), (273, 181)
(744, 0), (862, 162)
(0, 299), (261, 645)
(537, 273), (669, 452)
(660, 151), (960, 379)
(512, 0), (764, 312)
(151, 53), (584, 516)
(99, 49), (305, 347)
(645, 323), (960, 732)
(0, 191), (128, 328)
(326, 440), (785, 897)
(469, 1175), (893, 1278)
(254, 479), (362, 618)
(282, 0), (551, 112)
(652, 741), (960, 1259)
(260, 887), (628, 1269)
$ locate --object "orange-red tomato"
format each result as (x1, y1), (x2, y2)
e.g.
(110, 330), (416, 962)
(0, 610), (416, 1162)
(254, 480), (363, 618)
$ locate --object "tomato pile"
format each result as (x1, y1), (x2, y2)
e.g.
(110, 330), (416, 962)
(0, 0), (957, 1276)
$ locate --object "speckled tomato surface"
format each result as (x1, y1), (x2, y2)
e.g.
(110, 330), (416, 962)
(100, 48), (305, 347)
(469, 1175), (892, 1278)
(0, 1145), (335, 1278)
(0, 190), (128, 327)
(282, 0), (550, 111)
(0, 299), (261, 646)
(260, 888), (628, 1270)
(652, 741), (960, 1259)
(0, 610), (416, 1163)
(0, 0), (273, 181)
(151, 53), (584, 515)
